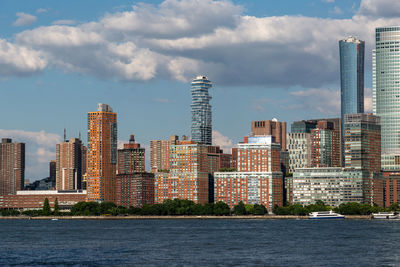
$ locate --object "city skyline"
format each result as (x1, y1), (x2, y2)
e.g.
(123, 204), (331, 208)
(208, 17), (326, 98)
(1, 0), (400, 180)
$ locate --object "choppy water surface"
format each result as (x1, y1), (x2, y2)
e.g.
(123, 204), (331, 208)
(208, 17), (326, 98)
(0, 219), (399, 266)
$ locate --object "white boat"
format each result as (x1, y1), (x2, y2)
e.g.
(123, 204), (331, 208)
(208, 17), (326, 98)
(309, 210), (345, 219)
(372, 212), (399, 219)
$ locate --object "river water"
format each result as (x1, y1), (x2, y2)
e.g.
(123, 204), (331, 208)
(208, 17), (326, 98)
(0, 219), (398, 266)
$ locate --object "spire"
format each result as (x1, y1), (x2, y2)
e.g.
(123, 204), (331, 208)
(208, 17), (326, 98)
(64, 128), (66, 142)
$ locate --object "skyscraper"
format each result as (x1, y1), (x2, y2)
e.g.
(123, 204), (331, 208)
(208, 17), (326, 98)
(339, 36), (365, 166)
(87, 103), (117, 202)
(191, 76), (212, 145)
(0, 139), (25, 195)
(56, 138), (83, 190)
(373, 27), (400, 170)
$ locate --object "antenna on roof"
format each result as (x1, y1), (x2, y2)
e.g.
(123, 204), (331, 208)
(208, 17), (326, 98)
(79, 131), (81, 140)
(64, 128), (66, 142)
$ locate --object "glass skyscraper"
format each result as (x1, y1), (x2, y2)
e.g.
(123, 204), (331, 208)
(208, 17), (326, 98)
(191, 76), (212, 145)
(373, 27), (400, 170)
(339, 36), (365, 166)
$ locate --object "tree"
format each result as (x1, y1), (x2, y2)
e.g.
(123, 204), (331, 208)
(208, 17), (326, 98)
(43, 198), (51, 216)
(214, 201), (230, 216)
(54, 198), (60, 215)
(233, 201), (247, 215)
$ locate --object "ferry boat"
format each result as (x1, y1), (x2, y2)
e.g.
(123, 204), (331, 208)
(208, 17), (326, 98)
(371, 212), (399, 219)
(309, 211), (345, 219)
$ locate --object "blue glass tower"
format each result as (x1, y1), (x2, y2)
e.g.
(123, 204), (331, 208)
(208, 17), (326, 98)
(339, 36), (365, 166)
(191, 76), (212, 145)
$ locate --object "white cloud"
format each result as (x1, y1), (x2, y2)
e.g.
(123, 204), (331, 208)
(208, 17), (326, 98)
(0, 129), (62, 180)
(2, 0), (400, 88)
(13, 12), (37, 27)
(212, 130), (233, 153)
(290, 88), (340, 115)
(0, 39), (47, 76)
(358, 0), (400, 18)
(52, 20), (76, 25)
(364, 87), (373, 112)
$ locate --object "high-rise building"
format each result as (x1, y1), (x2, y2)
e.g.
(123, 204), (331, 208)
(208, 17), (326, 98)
(49, 160), (56, 187)
(150, 135), (179, 173)
(191, 76), (212, 145)
(214, 136), (283, 210)
(287, 132), (312, 173)
(154, 141), (209, 204)
(0, 139), (25, 195)
(116, 173), (154, 208)
(340, 37), (365, 165)
(118, 135), (145, 174)
(56, 138), (83, 191)
(344, 113), (381, 172)
(251, 119), (287, 150)
(373, 27), (400, 170)
(87, 103), (117, 202)
(310, 121), (341, 167)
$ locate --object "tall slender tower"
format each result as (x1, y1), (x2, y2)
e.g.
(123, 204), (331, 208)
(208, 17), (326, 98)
(191, 76), (212, 145)
(87, 104), (117, 202)
(373, 27), (400, 171)
(0, 139), (25, 195)
(339, 36), (365, 166)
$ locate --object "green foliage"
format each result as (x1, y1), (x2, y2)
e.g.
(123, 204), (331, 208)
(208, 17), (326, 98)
(157, 169), (170, 173)
(233, 201), (247, 215)
(0, 209), (21, 216)
(42, 198), (51, 216)
(252, 204), (267, 215)
(53, 198), (60, 215)
(334, 202), (384, 215)
(213, 201), (230, 216)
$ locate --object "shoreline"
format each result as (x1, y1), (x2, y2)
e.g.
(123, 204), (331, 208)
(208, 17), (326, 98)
(0, 215), (372, 220)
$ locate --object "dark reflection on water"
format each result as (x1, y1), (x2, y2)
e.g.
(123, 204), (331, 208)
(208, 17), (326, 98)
(0, 219), (399, 266)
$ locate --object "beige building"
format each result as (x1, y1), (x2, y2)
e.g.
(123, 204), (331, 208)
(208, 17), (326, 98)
(56, 138), (83, 190)
(0, 138), (25, 195)
(150, 135), (179, 173)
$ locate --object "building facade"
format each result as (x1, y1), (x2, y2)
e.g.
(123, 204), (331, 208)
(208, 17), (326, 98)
(340, 37), (365, 165)
(214, 172), (283, 209)
(292, 168), (366, 207)
(191, 76), (212, 145)
(344, 113), (381, 172)
(214, 136), (283, 210)
(287, 132), (312, 173)
(116, 173), (154, 207)
(56, 138), (83, 191)
(154, 141), (209, 204)
(251, 119), (287, 150)
(86, 103), (117, 202)
(373, 27), (400, 170)
(0, 138), (25, 196)
(0, 190), (86, 209)
(118, 135), (145, 174)
(311, 121), (341, 167)
(150, 135), (179, 173)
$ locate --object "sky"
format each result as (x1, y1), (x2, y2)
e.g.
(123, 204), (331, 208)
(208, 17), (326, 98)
(1, 0), (400, 181)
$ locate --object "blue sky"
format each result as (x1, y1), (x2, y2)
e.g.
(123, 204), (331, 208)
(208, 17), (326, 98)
(0, 0), (399, 180)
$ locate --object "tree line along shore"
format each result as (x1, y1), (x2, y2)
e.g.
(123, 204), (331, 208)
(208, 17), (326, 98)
(1, 198), (399, 217)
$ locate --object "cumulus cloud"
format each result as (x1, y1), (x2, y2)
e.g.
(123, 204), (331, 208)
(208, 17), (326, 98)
(330, 6), (343, 15)
(0, 39), (47, 76)
(13, 12), (37, 27)
(290, 88), (340, 115)
(212, 130), (233, 153)
(2, 0), (400, 87)
(364, 87), (373, 112)
(358, 0), (400, 18)
(0, 129), (62, 180)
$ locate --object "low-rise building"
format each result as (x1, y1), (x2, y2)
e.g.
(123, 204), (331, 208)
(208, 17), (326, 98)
(116, 173), (154, 207)
(0, 190), (87, 210)
(214, 172), (283, 210)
